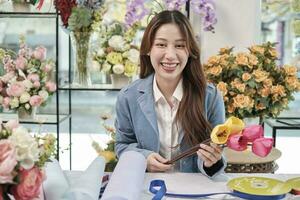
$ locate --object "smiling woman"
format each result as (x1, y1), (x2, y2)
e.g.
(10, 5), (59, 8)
(114, 10), (226, 176)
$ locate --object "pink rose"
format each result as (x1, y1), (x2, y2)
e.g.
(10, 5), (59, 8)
(4, 119), (19, 131)
(27, 74), (40, 82)
(0, 140), (17, 184)
(29, 95), (43, 106)
(2, 97), (10, 109)
(33, 46), (46, 61)
(45, 82), (56, 92)
(42, 64), (53, 73)
(242, 125), (264, 143)
(33, 81), (41, 89)
(11, 167), (45, 200)
(6, 82), (26, 97)
(15, 56), (27, 70)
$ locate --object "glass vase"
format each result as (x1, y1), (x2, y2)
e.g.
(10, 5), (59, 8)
(70, 31), (92, 87)
(18, 106), (37, 120)
(12, 2), (30, 12)
(110, 74), (131, 89)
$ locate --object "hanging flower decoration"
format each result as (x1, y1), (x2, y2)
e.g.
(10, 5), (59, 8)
(211, 116), (274, 157)
(125, 0), (217, 32)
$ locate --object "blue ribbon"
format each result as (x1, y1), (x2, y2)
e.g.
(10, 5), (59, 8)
(149, 179), (286, 200)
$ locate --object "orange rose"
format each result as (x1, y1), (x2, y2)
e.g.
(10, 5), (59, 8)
(242, 73), (251, 81)
(11, 167), (45, 200)
(217, 82), (228, 96)
(236, 53), (248, 65)
(258, 87), (270, 97)
(207, 55), (220, 66)
(231, 79), (245, 92)
(285, 76), (299, 90)
(208, 65), (222, 76)
(284, 65), (298, 76)
(255, 103), (266, 110)
(220, 54), (229, 66)
(250, 45), (264, 54)
(253, 69), (269, 82)
(233, 94), (252, 108)
(263, 79), (273, 88)
(271, 85), (286, 97)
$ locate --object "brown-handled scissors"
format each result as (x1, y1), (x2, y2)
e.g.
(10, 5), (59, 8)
(164, 138), (212, 165)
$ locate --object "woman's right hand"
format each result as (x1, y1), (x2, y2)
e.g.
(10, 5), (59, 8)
(146, 153), (172, 172)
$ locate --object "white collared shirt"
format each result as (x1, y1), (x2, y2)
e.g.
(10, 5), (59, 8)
(153, 76), (183, 163)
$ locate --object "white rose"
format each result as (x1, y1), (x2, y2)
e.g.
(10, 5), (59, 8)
(8, 127), (40, 169)
(108, 35), (125, 51)
(96, 48), (105, 57)
(101, 62), (112, 73)
(112, 64), (125, 75)
(23, 79), (33, 90)
(19, 92), (31, 103)
(127, 49), (140, 64)
(25, 103), (30, 110)
(9, 97), (19, 108)
(38, 90), (49, 101)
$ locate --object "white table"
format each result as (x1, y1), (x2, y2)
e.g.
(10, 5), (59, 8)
(64, 172), (300, 200)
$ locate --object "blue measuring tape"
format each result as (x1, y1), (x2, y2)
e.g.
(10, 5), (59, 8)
(149, 179), (286, 200)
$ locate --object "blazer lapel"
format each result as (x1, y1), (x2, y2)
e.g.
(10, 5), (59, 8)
(137, 74), (159, 137)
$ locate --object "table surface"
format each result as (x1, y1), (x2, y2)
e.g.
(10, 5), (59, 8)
(264, 118), (300, 128)
(65, 172), (300, 200)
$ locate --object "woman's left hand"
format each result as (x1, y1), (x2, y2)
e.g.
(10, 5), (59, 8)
(197, 143), (223, 168)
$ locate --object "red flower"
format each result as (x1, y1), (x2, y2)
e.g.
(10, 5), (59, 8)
(54, 0), (77, 27)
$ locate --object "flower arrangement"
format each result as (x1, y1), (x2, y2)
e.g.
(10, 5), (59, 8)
(0, 37), (56, 118)
(54, 0), (106, 86)
(92, 21), (140, 78)
(125, 0), (217, 32)
(0, 119), (56, 199)
(204, 42), (300, 120)
(211, 116), (273, 157)
(92, 113), (117, 172)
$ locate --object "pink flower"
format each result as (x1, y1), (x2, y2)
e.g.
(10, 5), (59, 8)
(2, 97), (11, 109)
(45, 82), (56, 92)
(4, 119), (19, 131)
(227, 134), (248, 151)
(33, 81), (41, 89)
(242, 125), (264, 143)
(0, 140), (17, 184)
(11, 167), (45, 200)
(42, 64), (53, 73)
(27, 74), (40, 82)
(6, 82), (26, 97)
(15, 56), (27, 70)
(29, 95), (43, 106)
(33, 46), (46, 61)
(252, 138), (273, 157)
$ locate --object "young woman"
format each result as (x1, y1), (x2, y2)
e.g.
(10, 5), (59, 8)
(115, 10), (226, 176)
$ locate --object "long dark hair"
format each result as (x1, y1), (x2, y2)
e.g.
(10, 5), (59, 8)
(139, 10), (212, 146)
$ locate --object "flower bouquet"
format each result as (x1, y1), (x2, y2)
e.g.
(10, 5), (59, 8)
(204, 42), (300, 121)
(0, 37), (56, 119)
(54, 0), (105, 86)
(92, 113), (117, 172)
(0, 119), (56, 199)
(92, 21), (140, 87)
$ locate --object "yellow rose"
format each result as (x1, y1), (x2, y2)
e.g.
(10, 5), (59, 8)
(253, 69), (269, 82)
(285, 76), (299, 90)
(219, 47), (232, 55)
(250, 45), (264, 54)
(107, 52), (123, 65)
(208, 65), (222, 76)
(124, 60), (137, 77)
(258, 87), (270, 97)
(269, 48), (278, 58)
(231, 79), (245, 92)
(233, 94), (252, 108)
(207, 55), (220, 66)
(236, 53), (248, 65)
(248, 54), (258, 66)
(220, 54), (229, 66)
(242, 73), (251, 81)
(217, 82), (228, 96)
(263, 79), (273, 88)
(271, 85), (286, 97)
(284, 65), (298, 76)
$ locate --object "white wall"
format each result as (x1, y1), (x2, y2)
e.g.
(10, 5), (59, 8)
(190, 0), (261, 62)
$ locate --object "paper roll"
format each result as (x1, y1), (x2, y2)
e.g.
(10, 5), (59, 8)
(101, 151), (147, 200)
(63, 156), (106, 200)
(43, 159), (69, 200)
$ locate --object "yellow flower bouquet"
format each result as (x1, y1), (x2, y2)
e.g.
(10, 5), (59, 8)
(204, 42), (300, 120)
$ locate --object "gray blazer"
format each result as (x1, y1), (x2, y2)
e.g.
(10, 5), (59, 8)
(115, 74), (226, 176)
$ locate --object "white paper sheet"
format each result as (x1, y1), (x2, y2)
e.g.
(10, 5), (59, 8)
(101, 151), (147, 200)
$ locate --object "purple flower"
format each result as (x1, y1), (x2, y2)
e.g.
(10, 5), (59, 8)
(125, 0), (150, 27)
(191, 0), (217, 32)
(165, 0), (188, 10)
